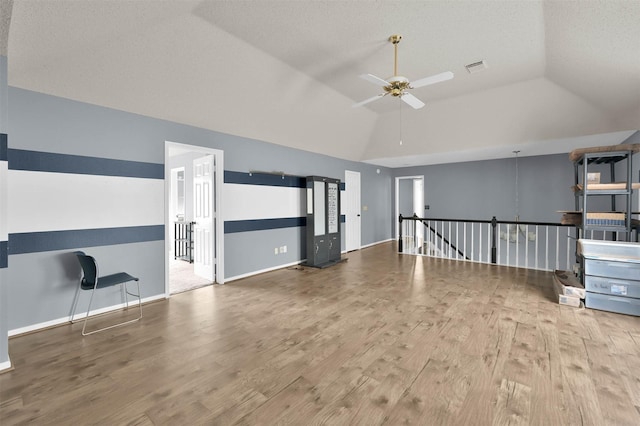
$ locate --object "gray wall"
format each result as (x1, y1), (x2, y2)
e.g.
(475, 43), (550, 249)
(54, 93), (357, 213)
(393, 154), (578, 223)
(6, 86), (393, 333)
(391, 145), (640, 230)
(8, 242), (164, 329)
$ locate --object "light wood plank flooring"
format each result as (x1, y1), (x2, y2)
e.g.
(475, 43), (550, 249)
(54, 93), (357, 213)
(2, 242), (640, 425)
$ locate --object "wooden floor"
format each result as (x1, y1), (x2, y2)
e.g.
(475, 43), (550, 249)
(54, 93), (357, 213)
(2, 242), (640, 425)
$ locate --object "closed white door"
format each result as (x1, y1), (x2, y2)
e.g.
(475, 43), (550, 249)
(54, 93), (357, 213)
(193, 155), (215, 281)
(345, 170), (361, 252)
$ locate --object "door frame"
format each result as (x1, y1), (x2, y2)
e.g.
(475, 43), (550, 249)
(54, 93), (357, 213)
(164, 141), (224, 297)
(169, 166), (186, 249)
(394, 175), (424, 238)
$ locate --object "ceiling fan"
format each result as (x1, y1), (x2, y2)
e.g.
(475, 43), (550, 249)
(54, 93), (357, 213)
(353, 35), (454, 109)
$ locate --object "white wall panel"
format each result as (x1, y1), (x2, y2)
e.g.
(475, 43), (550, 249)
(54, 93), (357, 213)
(8, 170), (163, 233)
(223, 183), (305, 221)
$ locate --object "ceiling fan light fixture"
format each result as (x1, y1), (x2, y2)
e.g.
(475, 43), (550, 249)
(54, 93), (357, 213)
(465, 60), (488, 74)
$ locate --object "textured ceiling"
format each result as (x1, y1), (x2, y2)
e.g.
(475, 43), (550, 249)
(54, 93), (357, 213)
(3, 0), (640, 167)
(544, 1), (640, 115)
(194, 0), (547, 113)
(0, 0), (12, 55)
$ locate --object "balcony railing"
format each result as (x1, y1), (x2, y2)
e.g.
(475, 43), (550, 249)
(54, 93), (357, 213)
(398, 215), (633, 272)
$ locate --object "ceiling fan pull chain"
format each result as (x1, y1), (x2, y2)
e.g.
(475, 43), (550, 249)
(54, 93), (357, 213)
(399, 100), (403, 145)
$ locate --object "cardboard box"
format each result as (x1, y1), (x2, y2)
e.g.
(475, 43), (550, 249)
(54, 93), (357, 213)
(553, 271), (587, 298)
(558, 294), (582, 307)
(559, 211), (638, 227)
(578, 182), (640, 190)
(587, 172), (601, 184)
(585, 212), (625, 227)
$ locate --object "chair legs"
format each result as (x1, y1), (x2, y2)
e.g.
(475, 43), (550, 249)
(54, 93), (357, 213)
(76, 280), (143, 336)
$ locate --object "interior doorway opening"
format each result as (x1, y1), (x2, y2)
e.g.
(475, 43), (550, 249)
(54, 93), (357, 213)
(165, 142), (224, 296)
(395, 175), (424, 238)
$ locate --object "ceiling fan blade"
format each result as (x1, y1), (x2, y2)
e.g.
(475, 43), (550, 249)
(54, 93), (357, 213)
(401, 93), (425, 109)
(410, 71), (454, 89)
(352, 93), (386, 108)
(359, 73), (390, 86)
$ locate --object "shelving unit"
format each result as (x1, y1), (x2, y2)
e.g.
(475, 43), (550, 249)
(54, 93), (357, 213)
(570, 145), (640, 316)
(571, 147), (638, 241)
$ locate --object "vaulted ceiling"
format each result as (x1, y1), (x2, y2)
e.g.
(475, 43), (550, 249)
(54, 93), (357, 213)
(2, 0), (639, 166)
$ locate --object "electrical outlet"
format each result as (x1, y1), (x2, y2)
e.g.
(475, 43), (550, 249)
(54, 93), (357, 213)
(282, 245), (287, 253)
(274, 247), (279, 255)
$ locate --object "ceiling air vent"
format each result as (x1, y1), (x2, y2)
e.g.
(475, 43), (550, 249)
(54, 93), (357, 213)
(465, 60), (487, 74)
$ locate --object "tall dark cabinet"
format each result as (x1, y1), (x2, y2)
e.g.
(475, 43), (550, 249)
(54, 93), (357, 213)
(305, 176), (343, 268)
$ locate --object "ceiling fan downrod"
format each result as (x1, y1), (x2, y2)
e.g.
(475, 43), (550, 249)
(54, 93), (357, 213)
(389, 34), (402, 77)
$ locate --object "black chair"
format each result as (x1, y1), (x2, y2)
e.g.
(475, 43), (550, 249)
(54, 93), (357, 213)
(73, 252), (142, 335)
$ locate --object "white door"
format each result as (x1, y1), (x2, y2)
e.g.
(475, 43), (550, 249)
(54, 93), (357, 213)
(193, 155), (215, 281)
(345, 170), (361, 252)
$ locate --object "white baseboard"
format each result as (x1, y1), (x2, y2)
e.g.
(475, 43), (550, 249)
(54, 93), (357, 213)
(225, 259), (305, 283)
(8, 294), (166, 337)
(226, 239), (393, 282)
(361, 238), (393, 249)
(341, 238), (393, 253)
(0, 357), (11, 372)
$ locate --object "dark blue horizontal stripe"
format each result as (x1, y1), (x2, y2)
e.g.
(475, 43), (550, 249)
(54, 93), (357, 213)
(0, 133), (7, 161)
(225, 217), (306, 233)
(225, 215), (345, 233)
(0, 240), (7, 268)
(9, 225), (164, 255)
(225, 171), (305, 188)
(0, 133), (9, 161)
(8, 149), (163, 179)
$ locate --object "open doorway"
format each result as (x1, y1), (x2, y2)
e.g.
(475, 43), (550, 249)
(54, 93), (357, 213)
(165, 142), (224, 296)
(395, 175), (424, 238)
